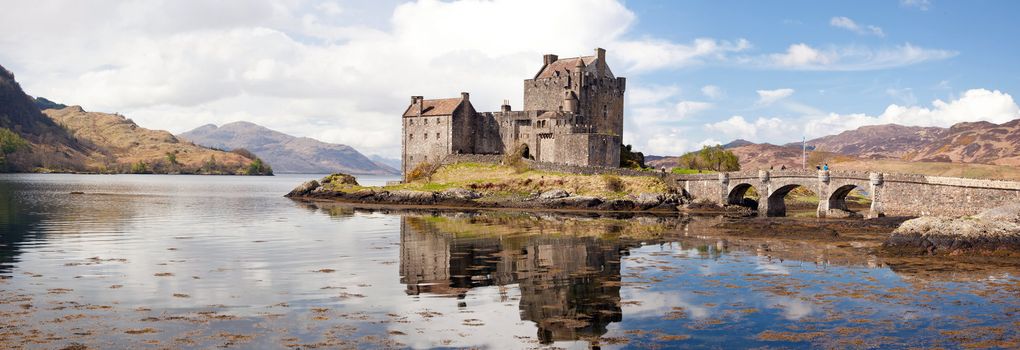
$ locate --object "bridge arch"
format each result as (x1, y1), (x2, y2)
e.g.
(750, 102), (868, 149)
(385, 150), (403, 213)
(727, 183), (760, 209)
(765, 184), (814, 217)
(823, 178), (873, 217)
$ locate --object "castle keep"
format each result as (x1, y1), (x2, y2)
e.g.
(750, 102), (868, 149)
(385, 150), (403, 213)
(401, 48), (626, 179)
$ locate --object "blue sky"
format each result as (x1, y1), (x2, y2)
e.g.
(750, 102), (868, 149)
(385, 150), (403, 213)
(1, 0), (1018, 157)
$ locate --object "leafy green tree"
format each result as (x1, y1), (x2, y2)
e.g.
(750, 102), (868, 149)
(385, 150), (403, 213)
(0, 128), (29, 171)
(619, 144), (645, 169)
(676, 145), (740, 172)
(245, 157), (273, 175)
(165, 152), (178, 166)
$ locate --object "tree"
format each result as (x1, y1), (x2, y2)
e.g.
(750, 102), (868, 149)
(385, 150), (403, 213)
(165, 151), (178, 166)
(0, 128), (29, 171)
(675, 145), (740, 172)
(619, 144), (645, 169)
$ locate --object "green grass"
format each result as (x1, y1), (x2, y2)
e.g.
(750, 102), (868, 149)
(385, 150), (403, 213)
(671, 167), (717, 175)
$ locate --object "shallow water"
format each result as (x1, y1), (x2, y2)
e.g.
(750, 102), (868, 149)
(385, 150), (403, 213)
(0, 174), (1018, 349)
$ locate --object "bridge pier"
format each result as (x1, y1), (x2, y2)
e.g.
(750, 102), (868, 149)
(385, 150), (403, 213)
(716, 169), (884, 218)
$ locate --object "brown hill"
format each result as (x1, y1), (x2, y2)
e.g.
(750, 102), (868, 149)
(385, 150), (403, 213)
(0, 64), (98, 172)
(43, 106), (263, 174)
(807, 121), (1020, 165)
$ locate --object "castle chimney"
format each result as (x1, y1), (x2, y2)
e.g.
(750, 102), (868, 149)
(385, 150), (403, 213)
(595, 48), (606, 76)
(461, 92), (469, 102)
(543, 54), (558, 66)
(500, 99), (511, 112)
(417, 96), (423, 116)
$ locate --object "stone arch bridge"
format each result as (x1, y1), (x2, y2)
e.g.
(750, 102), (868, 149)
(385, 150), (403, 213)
(672, 169), (1020, 218)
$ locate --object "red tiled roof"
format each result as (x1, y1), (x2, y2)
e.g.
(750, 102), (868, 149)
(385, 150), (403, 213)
(402, 98), (463, 117)
(535, 56), (597, 79)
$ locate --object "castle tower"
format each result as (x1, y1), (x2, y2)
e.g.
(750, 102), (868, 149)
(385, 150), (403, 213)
(523, 48), (625, 136)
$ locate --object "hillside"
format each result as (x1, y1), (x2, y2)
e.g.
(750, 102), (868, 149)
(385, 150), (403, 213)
(43, 107), (269, 175)
(807, 121), (1020, 165)
(0, 64), (98, 172)
(179, 121), (398, 175)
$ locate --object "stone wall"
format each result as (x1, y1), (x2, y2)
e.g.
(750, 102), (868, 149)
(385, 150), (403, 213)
(402, 114), (453, 178)
(880, 174), (1020, 217)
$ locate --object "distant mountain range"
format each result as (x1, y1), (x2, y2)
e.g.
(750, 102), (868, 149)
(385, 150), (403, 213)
(1, 64), (264, 174)
(179, 122), (398, 175)
(647, 119), (1020, 180)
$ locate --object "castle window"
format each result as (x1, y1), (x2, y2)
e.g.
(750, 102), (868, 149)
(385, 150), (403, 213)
(408, 119), (414, 126)
(424, 155), (427, 160)
(436, 132), (440, 139)
(436, 117), (440, 124)
(424, 119), (428, 125)
(424, 133), (428, 139)
(602, 105), (608, 118)
(409, 134), (414, 140)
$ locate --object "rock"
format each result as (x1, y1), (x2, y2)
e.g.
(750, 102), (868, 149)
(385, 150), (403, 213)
(555, 196), (602, 208)
(439, 188), (481, 200)
(631, 193), (662, 207)
(825, 209), (862, 219)
(887, 204), (1020, 255)
(320, 173), (359, 186)
(973, 203), (1020, 223)
(539, 189), (570, 199)
(386, 190), (437, 204)
(287, 180), (320, 197)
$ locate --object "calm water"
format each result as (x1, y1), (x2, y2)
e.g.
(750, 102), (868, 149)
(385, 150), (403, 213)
(0, 174), (1018, 349)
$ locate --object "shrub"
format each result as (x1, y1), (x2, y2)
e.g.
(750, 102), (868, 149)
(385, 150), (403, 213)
(619, 144), (645, 169)
(130, 161), (148, 174)
(602, 174), (625, 192)
(0, 128), (29, 170)
(407, 161), (432, 182)
(502, 144), (531, 173)
(245, 158), (273, 175)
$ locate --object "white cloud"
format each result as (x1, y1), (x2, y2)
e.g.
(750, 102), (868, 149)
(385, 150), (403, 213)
(627, 84), (680, 106)
(705, 115), (799, 142)
(766, 43), (955, 70)
(612, 38), (750, 72)
(675, 101), (713, 118)
(6, 0), (736, 158)
(701, 85), (724, 99)
(830, 16), (885, 37)
(803, 89), (1020, 138)
(901, 0), (931, 10)
(756, 88), (795, 105)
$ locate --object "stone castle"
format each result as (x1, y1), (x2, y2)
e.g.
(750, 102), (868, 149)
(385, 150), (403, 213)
(401, 48), (626, 179)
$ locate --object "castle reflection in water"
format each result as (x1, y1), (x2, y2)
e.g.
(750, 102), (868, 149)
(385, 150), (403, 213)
(398, 215), (636, 344)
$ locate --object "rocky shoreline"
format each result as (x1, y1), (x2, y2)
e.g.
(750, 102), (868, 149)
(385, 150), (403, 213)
(884, 204), (1020, 256)
(286, 177), (689, 212)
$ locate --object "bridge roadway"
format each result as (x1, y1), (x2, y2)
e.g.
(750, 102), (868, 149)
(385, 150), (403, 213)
(673, 169), (1020, 218)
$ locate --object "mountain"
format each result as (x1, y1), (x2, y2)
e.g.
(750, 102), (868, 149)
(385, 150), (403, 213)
(179, 121), (398, 175)
(370, 154), (401, 170)
(0, 64), (98, 172)
(43, 106), (267, 174)
(807, 121), (1020, 165)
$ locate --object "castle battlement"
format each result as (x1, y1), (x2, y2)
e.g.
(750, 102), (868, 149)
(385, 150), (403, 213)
(401, 48), (625, 179)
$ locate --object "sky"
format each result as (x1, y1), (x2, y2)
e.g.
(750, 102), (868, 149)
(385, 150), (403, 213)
(2, 0), (1019, 158)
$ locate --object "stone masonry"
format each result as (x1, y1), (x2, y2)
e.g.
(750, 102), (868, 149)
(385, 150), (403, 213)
(401, 48), (625, 180)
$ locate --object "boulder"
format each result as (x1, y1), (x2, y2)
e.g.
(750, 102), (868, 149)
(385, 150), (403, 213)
(631, 193), (662, 207)
(887, 204), (1020, 254)
(386, 190), (437, 204)
(439, 188), (482, 200)
(320, 173), (359, 186)
(287, 180), (320, 197)
(539, 189), (570, 199)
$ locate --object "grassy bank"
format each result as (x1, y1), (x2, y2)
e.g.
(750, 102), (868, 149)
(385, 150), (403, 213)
(323, 162), (670, 199)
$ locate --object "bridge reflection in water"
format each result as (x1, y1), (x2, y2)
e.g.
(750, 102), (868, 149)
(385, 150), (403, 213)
(399, 215), (633, 344)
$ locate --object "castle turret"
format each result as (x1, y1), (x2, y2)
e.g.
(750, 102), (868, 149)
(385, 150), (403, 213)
(563, 91), (578, 113)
